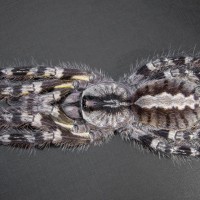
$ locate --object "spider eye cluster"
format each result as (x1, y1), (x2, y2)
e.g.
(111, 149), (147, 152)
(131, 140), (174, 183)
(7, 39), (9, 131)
(81, 83), (132, 128)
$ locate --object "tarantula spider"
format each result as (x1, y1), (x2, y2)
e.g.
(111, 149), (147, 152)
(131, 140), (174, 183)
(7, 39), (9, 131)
(1, 55), (200, 157)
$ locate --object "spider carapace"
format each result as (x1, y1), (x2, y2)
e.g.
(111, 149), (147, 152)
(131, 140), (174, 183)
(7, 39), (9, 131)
(1, 55), (200, 157)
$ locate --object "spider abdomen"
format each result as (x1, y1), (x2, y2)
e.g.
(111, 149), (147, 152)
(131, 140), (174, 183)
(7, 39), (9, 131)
(132, 78), (200, 130)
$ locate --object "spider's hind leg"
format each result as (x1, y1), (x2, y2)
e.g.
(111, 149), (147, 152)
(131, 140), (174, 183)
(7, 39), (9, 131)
(125, 56), (200, 86)
(152, 128), (200, 142)
(118, 123), (200, 157)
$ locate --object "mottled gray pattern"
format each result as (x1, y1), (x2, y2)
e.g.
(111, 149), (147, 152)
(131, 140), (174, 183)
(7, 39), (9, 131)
(1, 56), (200, 157)
(2, 1), (200, 200)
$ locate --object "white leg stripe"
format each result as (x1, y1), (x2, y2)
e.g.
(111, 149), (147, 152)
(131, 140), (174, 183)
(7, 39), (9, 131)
(0, 134), (10, 142)
(168, 130), (176, 140)
(39, 91), (61, 103)
(55, 67), (64, 78)
(146, 63), (156, 71)
(21, 113), (34, 123)
(2, 87), (13, 95)
(190, 148), (199, 156)
(72, 131), (91, 138)
(53, 129), (62, 143)
(21, 82), (42, 94)
(44, 67), (56, 76)
(150, 138), (160, 149)
(27, 67), (38, 75)
(24, 135), (35, 143)
(53, 91), (61, 101)
(152, 59), (161, 67)
(33, 82), (43, 93)
(164, 69), (172, 78)
(32, 113), (42, 127)
(21, 84), (33, 93)
(185, 57), (193, 64)
(51, 106), (60, 117)
(163, 58), (175, 65)
(43, 132), (54, 141)
(2, 113), (13, 122)
(1, 68), (13, 76)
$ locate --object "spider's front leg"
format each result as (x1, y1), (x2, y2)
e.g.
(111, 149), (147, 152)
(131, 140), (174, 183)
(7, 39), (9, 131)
(0, 63), (113, 149)
(0, 108), (113, 149)
(0, 65), (93, 81)
(0, 77), (92, 105)
(0, 62), (106, 103)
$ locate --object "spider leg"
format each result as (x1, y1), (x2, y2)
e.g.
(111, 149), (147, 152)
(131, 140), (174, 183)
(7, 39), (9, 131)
(6, 89), (70, 108)
(126, 56), (200, 86)
(50, 110), (113, 147)
(0, 65), (93, 81)
(0, 108), (57, 128)
(118, 123), (200, 157)
(0, 111), (91, 149)
(0, 78), (91, 102)
(0, 120), (111, 149)
(0, 106), (112, 149)
(138, 134), (200, 157)
(0, 127), (53, 148)
(136, 56), (192, 77)
(152, 128), (200, 141)
(0, 64), (103, 105)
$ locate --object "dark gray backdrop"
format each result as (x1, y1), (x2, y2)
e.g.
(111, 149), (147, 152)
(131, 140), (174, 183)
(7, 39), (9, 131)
(1, 0), (200, 200)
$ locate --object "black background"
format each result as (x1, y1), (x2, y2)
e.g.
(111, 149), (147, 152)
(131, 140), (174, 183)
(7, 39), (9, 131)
(1, 1), (200, 200)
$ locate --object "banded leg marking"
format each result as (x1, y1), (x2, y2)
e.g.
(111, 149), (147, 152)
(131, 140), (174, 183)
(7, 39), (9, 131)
(136, 57), (193, 76)
(0, 116), (92, 148)
(128, 56), (200, 86)
(0, 66), (93, 81)
(119, 123), (200, 157)
(0, 79), (75, 98)
(153, 129), (200, 141)
(0, 128), (54, 147)
(146, 136), (200, 157)
(0, 111), (45, 128)
(134, 133), (200, 157)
